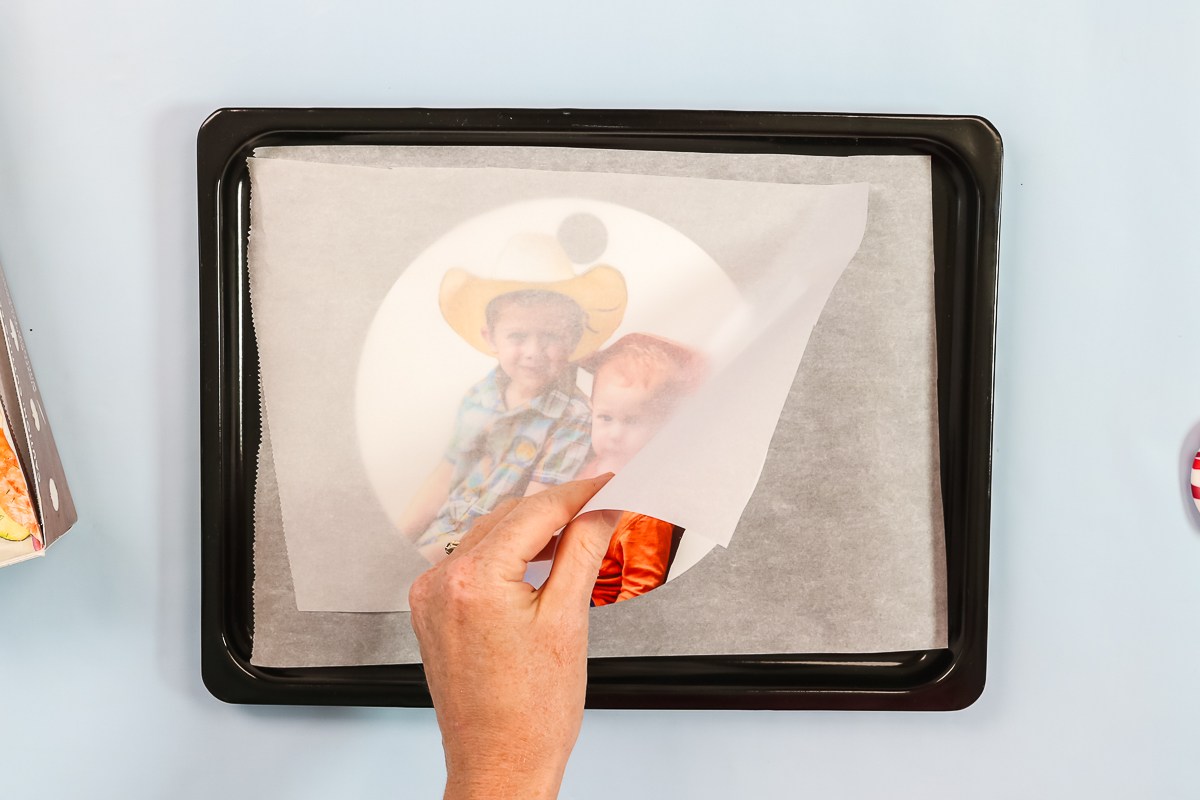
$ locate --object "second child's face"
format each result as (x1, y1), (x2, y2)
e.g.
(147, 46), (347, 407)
(589, 369), (670, 471)
(482, 301), (577, 395)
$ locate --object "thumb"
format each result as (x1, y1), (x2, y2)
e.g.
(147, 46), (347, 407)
(539, 508), (623, 609)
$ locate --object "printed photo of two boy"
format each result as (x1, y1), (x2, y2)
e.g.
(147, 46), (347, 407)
(396, 231), (702, 607)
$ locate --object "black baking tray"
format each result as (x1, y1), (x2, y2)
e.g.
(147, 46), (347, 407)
(198, 108), (1001, 711)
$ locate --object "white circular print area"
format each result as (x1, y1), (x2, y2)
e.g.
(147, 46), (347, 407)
(356, 199), (742, 583)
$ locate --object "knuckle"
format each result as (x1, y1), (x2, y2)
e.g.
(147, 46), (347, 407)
(577, 534), (606, 563)
(491, 497), (521, 518)
(522, 491), (565, 519)
(440, 560), (478, 608)
(407, 572), (432, 611)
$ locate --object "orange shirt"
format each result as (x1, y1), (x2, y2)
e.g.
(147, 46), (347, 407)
(591, 513), (674, 606)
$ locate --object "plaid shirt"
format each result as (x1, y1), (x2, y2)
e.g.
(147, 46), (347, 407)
(416, 367), (592, 550)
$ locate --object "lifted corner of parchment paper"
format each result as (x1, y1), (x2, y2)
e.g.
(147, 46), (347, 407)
(247, 155), (869, 613)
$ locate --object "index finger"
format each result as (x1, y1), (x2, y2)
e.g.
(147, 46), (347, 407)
(472, 475), (613, 582)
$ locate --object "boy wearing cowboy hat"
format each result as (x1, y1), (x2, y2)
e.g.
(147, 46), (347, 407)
(399, 233), (627, 563)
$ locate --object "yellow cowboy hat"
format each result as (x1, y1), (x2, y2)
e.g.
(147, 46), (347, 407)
(438, 232), (627, 361)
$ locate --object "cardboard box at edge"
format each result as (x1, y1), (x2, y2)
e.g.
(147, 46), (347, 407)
(0, 259), (76, 568)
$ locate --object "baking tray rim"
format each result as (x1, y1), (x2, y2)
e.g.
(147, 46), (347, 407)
(198, 108), (1001, 711)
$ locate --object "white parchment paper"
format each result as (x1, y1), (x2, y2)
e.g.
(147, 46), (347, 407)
(249, 146), (946, 667)
(249, 158), (867, 611)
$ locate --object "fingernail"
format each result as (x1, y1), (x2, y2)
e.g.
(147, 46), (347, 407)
(596, 472), (615, 484)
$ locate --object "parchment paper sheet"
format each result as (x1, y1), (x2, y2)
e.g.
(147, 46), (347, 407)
(250, 147), (946, 668)
(249, 158), (868, 612)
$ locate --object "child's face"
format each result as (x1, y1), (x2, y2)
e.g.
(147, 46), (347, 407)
(589, 368), (671, 470)
(481, 301), (577, 395)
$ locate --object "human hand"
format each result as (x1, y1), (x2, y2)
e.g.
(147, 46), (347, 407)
(408, 476), (620, 800)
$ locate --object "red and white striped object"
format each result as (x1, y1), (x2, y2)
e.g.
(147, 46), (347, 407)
(1193, 449), (1200, 514)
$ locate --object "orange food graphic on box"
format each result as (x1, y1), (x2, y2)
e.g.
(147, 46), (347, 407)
(0, 425), (39, 547)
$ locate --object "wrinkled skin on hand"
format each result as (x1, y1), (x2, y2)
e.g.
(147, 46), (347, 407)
(409, 476), (620, 800)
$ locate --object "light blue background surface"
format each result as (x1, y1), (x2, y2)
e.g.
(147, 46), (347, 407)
(2, 2), (1199, 797)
